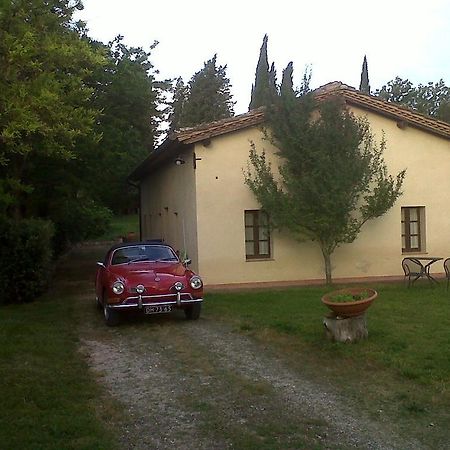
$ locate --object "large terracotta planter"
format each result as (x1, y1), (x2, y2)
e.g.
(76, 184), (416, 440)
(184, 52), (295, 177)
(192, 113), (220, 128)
(321, 287), (378, 318)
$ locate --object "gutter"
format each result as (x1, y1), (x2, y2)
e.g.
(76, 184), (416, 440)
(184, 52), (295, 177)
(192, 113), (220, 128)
(127, 178), (142, 240)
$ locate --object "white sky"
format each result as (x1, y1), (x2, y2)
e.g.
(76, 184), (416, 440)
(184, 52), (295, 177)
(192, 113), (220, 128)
(77, 0), (450, 114)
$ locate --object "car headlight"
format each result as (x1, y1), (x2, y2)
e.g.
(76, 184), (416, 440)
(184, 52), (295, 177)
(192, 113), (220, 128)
(112, 281), (125, 295)
(190, 276), (203, 290)
(174, 281), (184, 291)
(136, 284), (145, 294)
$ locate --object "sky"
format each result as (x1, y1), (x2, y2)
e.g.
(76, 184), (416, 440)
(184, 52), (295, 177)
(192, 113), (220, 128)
(76, 0), (450, 114)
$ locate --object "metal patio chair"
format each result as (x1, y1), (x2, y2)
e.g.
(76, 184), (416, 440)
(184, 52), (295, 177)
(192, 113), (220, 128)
(402, 257), (424, 287)
(444, 258), (450, 291)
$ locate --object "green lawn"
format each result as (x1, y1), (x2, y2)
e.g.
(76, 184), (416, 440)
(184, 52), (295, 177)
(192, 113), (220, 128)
(205, 282), (450, 446)
(96, 214), (139, 242)
(0, 248), (118, 450)
(2, 242), (449, 448)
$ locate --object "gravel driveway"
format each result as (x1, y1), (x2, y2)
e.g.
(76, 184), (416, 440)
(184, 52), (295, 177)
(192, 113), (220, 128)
(80, 311), (424, 450)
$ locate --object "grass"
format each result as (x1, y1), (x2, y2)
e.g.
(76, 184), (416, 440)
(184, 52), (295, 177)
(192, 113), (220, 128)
(96, 214), (139, 242)
(205, 282), (450, 447)
(0, 247), (118, 450)
(2, 240), (449, 448)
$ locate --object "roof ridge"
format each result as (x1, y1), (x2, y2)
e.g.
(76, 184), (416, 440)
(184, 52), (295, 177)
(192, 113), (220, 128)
(175, 108), (265, 137)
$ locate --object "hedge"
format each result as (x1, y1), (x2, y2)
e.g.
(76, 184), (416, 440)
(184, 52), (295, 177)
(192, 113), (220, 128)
(52, 199), (112, 255)
(0, 218), (54, 304)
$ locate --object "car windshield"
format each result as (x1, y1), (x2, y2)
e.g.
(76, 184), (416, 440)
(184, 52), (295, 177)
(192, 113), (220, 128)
(111, 245), (178, 265)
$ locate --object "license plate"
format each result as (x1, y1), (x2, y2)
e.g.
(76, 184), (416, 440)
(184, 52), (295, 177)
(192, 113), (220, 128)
(144, 305), (172, 315)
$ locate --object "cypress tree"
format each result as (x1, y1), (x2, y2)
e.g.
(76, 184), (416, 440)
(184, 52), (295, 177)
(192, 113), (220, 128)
(359, 55), (371, 94)
(280, 61), (294, 97)
(249, 35), (277, 109)
(269, 62), (277, 96)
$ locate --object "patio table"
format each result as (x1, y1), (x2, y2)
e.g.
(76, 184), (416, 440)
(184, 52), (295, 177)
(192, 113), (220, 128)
(407, 256), (443, 285)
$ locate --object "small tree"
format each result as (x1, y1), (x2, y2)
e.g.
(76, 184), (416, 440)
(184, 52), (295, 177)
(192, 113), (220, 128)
(244, 88), (405, 284)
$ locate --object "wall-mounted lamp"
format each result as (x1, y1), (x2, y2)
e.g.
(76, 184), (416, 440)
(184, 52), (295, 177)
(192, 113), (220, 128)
(174, 155), (185, 165)
(193, 152), (202, 170)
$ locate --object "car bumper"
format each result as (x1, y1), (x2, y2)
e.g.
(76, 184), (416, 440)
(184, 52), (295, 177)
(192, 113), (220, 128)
(108, 293), (203, 310)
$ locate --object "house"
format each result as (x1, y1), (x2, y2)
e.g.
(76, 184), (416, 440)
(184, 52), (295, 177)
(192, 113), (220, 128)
(128, 82), (450, 287)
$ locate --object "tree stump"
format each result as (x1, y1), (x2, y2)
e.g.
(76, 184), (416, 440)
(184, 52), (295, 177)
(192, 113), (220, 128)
(323, 313), (368, 343)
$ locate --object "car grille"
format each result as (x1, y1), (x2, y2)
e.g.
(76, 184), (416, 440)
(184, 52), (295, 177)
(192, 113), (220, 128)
(122, 292), (194, 305)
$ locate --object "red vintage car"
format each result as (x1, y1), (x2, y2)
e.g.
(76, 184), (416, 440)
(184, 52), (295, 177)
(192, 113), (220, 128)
(95, 242), (203, 326)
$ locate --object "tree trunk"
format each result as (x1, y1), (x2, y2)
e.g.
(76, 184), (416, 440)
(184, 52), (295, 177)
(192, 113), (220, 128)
(322, 249), (332, 285)
(323, 314), (368, 343)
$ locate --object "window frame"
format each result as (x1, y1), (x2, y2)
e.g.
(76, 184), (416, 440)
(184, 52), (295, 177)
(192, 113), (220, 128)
(244, 210), (271, 260)
(401, 206), (425, 253)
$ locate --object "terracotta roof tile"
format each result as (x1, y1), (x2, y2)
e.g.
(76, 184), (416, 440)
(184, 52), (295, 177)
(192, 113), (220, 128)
(315, 82), (450, 140)
(173, 108), (266, 144)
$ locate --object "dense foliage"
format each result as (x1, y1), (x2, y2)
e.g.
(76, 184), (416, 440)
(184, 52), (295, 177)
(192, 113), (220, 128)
(0, 218), (54, 304)
(359, 55), (370, 94)
(51, 197), (113, 254)
(245, 78), (405, 284)
(0, 0), (104, 219)
(0, 0), (167, 302)
(0, 4), (166, 217)
(249, 35), (278, 110)
(169, 77), (189, 131)
(169, 55), (235, 129)
(86, 36), (166, 213)
(375, 77), (450, 123)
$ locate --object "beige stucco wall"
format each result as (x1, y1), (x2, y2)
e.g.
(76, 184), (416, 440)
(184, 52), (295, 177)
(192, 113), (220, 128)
(139, 150), (199, 272)
(194, 109), (450, 285)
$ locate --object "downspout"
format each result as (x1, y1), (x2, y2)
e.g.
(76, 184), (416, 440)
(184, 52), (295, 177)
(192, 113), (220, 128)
(127, 179), (142, 240)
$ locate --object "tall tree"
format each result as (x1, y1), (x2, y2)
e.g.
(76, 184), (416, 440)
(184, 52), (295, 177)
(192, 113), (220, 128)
(173, 55), (235, 128)
(280, 62), (294, 98)
(0, 0), (105, 218)
(269, 62), (277, 96)
(376, 77), (450, 122)
(249, 35), (278, 110)
(245, 81), (405, 284)
(359, 55), (370, 94)
(169, 77), (188, 131)
(25, 35), (168, 220)
(84, 36), (166, 213)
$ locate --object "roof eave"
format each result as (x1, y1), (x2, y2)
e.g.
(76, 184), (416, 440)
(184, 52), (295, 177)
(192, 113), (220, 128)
(343, 94), (450, 140)
(128, 109), (266, 181)
(128, 137), (188, 182)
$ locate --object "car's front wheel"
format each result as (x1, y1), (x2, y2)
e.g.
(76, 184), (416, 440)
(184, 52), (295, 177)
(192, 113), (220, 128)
(103, 295), (120, 326)
(184, 303), (201, 320)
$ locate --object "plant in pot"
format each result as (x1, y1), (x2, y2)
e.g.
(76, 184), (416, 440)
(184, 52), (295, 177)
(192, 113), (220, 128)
(321, 287), (378, 318)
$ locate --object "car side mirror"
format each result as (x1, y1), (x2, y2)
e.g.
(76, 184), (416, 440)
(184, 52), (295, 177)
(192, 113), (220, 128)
(96, 261), (106, 268)
(183, 258), (192, 266)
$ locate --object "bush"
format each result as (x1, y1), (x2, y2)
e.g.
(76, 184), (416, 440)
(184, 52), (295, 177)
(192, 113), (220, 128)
(0, 218), (54, 304)
(52, 199), (113, 254)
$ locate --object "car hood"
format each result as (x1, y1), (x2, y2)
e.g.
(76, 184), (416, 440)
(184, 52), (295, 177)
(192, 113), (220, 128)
(108, 261), (189, 285)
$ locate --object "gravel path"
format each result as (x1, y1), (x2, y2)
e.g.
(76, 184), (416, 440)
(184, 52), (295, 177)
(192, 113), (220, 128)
(81, 315), (425, 450)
